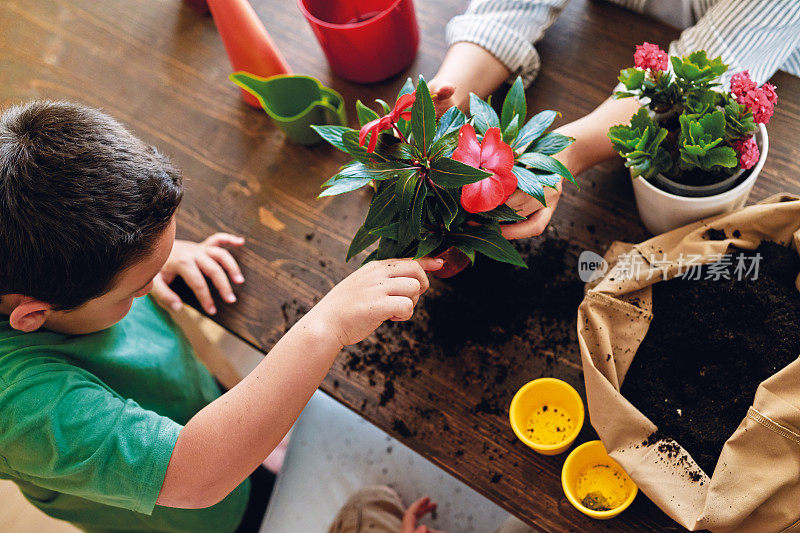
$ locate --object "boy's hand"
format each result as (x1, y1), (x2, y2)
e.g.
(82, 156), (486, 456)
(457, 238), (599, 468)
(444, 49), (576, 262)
(151, 233), (245, 314)
(401, 496), (444, 533)
(308, 258), (442, 347)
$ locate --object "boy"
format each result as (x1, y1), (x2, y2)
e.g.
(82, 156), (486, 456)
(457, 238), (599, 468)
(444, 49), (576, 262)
(0, 101), (441, 532)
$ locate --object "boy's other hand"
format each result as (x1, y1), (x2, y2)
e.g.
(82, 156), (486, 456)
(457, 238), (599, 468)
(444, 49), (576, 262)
(401, 496), (444, 533)
(151, 233), (245, 315)
(309, 258), (442, 347)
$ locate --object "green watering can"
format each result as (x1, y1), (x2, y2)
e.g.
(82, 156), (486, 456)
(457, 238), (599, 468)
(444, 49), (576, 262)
(230, 72), (347, 146)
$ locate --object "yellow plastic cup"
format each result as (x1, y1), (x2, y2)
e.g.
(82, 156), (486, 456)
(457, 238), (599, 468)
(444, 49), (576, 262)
(509, 378), (584, 455)
(561, 440), (638, 519)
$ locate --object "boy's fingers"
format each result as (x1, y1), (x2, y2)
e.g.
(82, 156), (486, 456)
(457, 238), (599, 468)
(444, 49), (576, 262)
(385, 260), (436, 295)
(197, 255), (236, 304)
(179, 261), (217, 315)
(386, 295), (415, 322)
(384, 277), (422, 306)
(151, 275), (184, 312)
(416, 257), (444, 273)
(206, 246), (245, 284)
(204, 233), (245, 248)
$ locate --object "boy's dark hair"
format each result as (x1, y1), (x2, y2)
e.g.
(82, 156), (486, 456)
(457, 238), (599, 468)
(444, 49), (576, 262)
(0, 101), (183, 310)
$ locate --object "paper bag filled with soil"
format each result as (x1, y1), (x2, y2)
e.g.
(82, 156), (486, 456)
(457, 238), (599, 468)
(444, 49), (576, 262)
(578, 194), (800, 532)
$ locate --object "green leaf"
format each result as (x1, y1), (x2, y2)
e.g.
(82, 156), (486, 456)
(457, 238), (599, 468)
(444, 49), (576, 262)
(429, 129), (460, 160)
(339, 161), (419, 181)
(514, 110), (559, 151)
(395, 170), (421, 214)
(375, 99), (392, 115)
(361, 249), (379, 265)
(398, 77), (415, 98)
(356, 100), (380, 127)
(381, 142), (419, 161)
(469, 93), (500, 134)
(346, 225), (379, 261)
(432, 106), (466, 144)
(618, 68), (645, 91)
(319, 177), (372, 197)
(430, 185), (459, 229)
(311, 125), (355, 152)
(511, 166), (546, 206)
(477, 203), (526, 222)
(529, 132), (574, 155)
(375, 234), (402, 260)
(503, 115), (520, 144)
(342, 130), (387, 164)
(415, 234), (443, 259)
(405, 179), (427, 244)
(517, 152), (577, 186)
(428, 157), (491, 188)
(411, 77), (436, 155)
(703, 146), (738, 168)
(364, 185), (397, 229)
(370, 222), (400, 240)
(501, 77), (526, 130)
(449, 225), (526, 267)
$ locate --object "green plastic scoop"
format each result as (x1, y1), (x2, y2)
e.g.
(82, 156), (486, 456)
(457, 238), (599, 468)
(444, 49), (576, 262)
(230, 72), (347, 146)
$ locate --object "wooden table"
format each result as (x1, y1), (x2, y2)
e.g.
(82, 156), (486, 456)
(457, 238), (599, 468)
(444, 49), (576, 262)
(3, 0), (799, 530)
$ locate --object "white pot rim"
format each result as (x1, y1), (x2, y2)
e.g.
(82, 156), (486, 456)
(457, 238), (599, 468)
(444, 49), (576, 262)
(632, 123), (768, 204)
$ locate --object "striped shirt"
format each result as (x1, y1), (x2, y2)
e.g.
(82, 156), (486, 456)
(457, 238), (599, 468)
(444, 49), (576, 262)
(446, 0), (800, 86)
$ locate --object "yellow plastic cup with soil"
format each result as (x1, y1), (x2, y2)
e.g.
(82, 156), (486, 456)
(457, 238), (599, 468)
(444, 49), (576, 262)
(561, 440), (638, 519)
(509, 378), (584, 455)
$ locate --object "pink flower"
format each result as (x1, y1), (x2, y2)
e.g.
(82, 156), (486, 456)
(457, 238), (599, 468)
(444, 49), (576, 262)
(730, 71), (778, 124)
(452, 124), (518, 213)
(358, 92), (416, 153)
(762, 82), (778, 105)
(634, 42), (668, 71)
(730, 70), (757, 98)
(732, 136), (760, 170)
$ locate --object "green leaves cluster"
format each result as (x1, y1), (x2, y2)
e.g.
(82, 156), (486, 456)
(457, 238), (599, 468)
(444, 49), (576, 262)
(608, 109), (671, 179)
(610, 48), (759, 183)
(677, 111), (737, 172)
(313, 76), (577, 270)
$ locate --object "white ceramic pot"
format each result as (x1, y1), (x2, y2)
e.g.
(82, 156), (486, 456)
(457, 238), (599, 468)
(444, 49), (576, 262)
(631, 124), (768, 235)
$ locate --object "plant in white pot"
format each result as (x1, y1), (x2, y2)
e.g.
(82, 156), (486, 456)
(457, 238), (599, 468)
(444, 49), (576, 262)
(608, 43), (777, 234)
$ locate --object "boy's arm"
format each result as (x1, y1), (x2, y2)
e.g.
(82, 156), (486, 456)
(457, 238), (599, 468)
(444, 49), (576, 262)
(156, 258), (441, 509)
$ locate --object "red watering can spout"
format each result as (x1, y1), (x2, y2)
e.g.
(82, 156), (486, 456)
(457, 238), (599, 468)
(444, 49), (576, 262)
(207, 0), (291, 107)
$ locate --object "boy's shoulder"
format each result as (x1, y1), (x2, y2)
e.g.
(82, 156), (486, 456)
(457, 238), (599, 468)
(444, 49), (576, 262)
(0, 296), (181, 389)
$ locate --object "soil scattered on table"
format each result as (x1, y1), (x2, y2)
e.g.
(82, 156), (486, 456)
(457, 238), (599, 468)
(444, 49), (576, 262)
(623, 242), (800, 476)
(343, 236), (586, 421)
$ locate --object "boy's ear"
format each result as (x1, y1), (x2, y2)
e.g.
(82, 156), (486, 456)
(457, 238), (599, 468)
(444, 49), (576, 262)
(8, 297), (52, 332)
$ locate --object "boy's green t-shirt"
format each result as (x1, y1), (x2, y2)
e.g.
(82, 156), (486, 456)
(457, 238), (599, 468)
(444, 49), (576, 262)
(0, 296), (249, 532)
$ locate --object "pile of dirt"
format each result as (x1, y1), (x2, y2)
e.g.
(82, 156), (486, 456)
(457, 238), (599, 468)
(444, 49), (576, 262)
(623, 241), (800, 475)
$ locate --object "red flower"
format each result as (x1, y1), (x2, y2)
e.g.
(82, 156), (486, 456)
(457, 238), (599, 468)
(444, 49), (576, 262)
(358, 92), (416, 153)
(634, 42), (668, 71)
(730, 71), (778, 124)
(452, 124), (518, 213)
(732, 136), (760, 170)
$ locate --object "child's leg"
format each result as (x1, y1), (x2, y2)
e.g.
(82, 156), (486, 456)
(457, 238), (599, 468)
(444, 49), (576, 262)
(328, 485), (405, 533)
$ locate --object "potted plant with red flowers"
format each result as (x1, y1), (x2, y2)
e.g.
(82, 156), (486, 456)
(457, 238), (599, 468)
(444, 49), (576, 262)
(312, 76), (577, 277)
(608, 43), (776, 234)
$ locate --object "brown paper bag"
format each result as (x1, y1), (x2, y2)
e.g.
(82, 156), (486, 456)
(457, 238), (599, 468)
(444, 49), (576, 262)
(578, 194), (800, 532)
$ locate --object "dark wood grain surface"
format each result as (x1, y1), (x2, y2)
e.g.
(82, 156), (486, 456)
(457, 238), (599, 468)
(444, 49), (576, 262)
(3, 0), (799, 530)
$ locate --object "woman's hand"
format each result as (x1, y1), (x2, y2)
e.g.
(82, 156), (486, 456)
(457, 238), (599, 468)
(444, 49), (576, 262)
(502, 180), (563, 239)
(151, 233), (245, 314)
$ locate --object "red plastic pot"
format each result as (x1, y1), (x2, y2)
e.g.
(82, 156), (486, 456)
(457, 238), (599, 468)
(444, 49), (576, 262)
(297, 0), (419, 84)
(430, 247), (471, 279)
